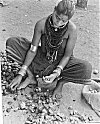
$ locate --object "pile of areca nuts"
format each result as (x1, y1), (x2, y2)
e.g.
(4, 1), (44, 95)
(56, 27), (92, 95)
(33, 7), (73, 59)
(24, 88), (68, 124)
(23, 88), (93, 124)
(1, 51), (94, 124)
(1, 51), (67, 124)
(1, 51), (21, 94)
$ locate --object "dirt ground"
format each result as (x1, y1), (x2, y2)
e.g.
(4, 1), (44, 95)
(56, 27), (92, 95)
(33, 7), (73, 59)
(0, 0), (100, 124)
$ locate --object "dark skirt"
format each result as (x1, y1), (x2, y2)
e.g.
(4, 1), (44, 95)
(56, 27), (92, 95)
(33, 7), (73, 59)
(6, 37), (92, 84)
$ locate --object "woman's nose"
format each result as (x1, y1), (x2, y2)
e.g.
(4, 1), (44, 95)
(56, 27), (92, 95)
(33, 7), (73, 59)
(57, 21), (62, 25)
(56, 19), (60, 23)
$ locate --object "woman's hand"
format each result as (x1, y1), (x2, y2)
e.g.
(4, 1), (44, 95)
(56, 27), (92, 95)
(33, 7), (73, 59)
(43, 73), (58, 84)
(9, 75), (22, 91)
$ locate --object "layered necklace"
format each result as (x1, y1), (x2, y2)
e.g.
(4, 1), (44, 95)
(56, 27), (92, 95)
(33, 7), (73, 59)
(45, 14), (69, 63)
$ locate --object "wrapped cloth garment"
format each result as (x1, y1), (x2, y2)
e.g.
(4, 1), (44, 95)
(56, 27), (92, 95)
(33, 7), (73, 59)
(6, 36), (92, 86)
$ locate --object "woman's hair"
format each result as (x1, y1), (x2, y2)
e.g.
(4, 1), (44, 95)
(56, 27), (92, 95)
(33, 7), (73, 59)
(55, 0), (75, 19)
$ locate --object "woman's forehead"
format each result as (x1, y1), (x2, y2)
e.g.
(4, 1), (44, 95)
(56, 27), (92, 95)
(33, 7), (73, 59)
(55, 11), (68, 20)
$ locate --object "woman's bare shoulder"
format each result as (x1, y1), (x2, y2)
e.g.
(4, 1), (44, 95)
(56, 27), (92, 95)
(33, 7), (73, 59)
(35, 17), (47, 32)
(68, 20), (77, 32)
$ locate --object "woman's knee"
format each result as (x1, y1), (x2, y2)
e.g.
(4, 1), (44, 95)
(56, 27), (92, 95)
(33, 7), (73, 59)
(6, 37), (17, 46)
(81, 60), (92, 73)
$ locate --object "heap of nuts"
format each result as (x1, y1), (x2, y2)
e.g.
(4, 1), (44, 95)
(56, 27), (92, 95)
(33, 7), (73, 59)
(24, 88), (93, 124)
(24, 88), (68, 124)
(89, 88), (100, 94)
(1, 51), (21, 95)
(68, 106), (93, 124)
(0, 51), (68, 124)
(4, 87), (68, 124)
(1, 52), (94, 124)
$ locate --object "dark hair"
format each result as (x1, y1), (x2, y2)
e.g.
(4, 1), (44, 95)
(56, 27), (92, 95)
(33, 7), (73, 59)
(55, 0), (75, 19)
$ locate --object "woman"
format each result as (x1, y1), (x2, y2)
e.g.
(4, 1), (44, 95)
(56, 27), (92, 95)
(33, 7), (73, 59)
(6, 0), (100, 99)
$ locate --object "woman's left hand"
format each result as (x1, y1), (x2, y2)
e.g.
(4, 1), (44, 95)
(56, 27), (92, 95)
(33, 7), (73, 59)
(43, 73), (58, 84)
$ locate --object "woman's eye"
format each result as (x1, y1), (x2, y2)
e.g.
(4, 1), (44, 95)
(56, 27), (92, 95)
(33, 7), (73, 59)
(62, 20), (65, 22)
(56, 15), (60, 20)
(56, 16), (59, 20)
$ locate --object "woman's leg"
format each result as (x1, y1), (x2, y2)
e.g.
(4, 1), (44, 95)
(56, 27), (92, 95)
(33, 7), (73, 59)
(6, 37), (36, 89)
(61, 57), (92, 84)
(53, 57), (100, 99)
(6, 37), (31, 64)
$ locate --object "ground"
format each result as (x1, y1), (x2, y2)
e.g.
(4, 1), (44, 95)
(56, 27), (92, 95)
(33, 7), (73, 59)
(0, 0), (100, 124)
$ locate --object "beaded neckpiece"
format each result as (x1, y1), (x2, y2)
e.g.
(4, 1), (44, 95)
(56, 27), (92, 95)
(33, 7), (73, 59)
(45, 14), (69, 63)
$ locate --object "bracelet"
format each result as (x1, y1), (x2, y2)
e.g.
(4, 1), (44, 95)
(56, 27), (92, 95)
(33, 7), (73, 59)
(18, 68), (26, 77)
(21, 65), (28, 70)
(57, 65), (63, 71)
(53, 68), (61, 77)
(30, 44), (37, 52)
(18, 65), (27, 76)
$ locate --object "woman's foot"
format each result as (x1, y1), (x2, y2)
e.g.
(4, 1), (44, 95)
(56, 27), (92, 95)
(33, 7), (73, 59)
(18, 68), (37, 90)
(17, 77), (37, 90)
(52, 81), (63, 100)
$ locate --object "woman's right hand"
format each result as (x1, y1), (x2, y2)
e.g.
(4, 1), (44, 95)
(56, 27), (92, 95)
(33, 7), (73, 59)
(9, 75), (22, 91)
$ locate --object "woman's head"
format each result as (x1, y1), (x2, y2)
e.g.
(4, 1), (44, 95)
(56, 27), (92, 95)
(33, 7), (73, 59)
(55, 0), (75, 19)
(52, 0), (75, 27)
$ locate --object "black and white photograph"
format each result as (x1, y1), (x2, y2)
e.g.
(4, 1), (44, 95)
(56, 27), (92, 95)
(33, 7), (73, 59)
(0, 0), (100, 124)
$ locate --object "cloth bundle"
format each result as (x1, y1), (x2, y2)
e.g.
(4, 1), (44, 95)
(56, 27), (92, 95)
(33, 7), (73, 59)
(82, 80), (100, 117)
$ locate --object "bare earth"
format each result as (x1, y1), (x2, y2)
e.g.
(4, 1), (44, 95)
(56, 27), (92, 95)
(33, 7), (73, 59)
(0, 0), (100, 124)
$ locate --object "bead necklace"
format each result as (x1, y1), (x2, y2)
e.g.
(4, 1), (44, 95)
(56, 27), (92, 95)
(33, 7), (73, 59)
(45, 14), (69, 63)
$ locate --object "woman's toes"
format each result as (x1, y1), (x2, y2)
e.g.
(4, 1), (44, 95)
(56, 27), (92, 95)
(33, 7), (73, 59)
(52, 88), (62, 100)
(17, 77), (36, 90)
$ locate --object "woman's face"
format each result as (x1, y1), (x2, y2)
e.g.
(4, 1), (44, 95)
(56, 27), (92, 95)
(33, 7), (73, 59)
(52, 10), (68, 27)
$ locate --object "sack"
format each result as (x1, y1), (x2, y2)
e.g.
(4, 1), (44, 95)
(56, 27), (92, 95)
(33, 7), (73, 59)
(76, 0), (88, 8)
(82, 80), (100, 117)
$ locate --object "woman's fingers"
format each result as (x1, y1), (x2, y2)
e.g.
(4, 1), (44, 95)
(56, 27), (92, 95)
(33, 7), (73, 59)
(44, 77), (51, 82)
(45, 80), (52, 84)
(44, 75), (51, 79)
(45, 78), (50, 81)
(9, 79), (15, 87)
(10, 83), (17, 90)
(11, 81), (20, 91)
(11, 84), (16, 91)
(10, 82), (16, 89)
(9, 79), (18, 90)
(13, 84), (19, 91)
(43, 76), (50, 81)
(44, 78), (54, 83)
(43, 73), (57, 83)
(43, 74), (54, 80)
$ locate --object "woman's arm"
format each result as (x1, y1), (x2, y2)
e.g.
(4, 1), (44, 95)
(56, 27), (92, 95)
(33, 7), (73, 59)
(9, 20), (43, 90)
(43, 22), (77, 83)
(57, 23), (77, 70)
(18, 21), (43, 76)
(23, 21), (42, 67)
